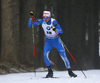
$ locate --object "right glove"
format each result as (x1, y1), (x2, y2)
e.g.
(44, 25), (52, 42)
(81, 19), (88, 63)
(30, 11), (34, 16)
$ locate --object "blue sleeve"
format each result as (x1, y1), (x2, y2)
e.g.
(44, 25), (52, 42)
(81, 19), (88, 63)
(28, 18), (43, 27)
(53, 20), (63, 33)
(28, 18), (33, 27)
(33, 19), (43, 26)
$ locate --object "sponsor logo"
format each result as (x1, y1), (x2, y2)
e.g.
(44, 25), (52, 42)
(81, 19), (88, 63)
(46, 26), (51, 30)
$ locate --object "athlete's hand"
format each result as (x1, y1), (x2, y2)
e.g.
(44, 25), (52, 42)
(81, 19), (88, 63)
(52, 27), (56, 31)
(52, 27), (60, 34)
(30, 11), (34, 16)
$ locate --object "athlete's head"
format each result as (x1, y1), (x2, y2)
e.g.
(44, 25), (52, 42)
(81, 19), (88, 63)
(43, 10), (51, 22)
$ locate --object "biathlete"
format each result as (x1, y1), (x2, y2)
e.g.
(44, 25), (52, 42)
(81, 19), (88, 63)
(28, 10), (77, 78)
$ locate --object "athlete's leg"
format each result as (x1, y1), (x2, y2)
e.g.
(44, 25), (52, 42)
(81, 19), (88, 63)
(54, 38), (71, 69)
(43, 41), (53, 67)
(54, 38), (77, 77)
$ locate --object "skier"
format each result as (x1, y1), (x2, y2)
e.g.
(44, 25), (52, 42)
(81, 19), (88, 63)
(28, 10), (77, 78)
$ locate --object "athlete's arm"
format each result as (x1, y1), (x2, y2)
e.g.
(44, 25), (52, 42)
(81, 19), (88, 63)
(28, 18), (43, 27)
(53, 20), (63, 33)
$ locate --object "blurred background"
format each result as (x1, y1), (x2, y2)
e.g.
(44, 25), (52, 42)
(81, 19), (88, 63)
(0, 0), (100, 74)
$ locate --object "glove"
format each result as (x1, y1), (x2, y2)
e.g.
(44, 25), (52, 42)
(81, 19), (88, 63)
(52, 27), (60, 34)
(52, 26), (56, 31)
(30, 11), (34, 16)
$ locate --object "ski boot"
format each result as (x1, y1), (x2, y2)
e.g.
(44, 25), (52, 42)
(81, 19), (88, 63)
(68, 69), (77, 77)
(46, 67), (53, 78)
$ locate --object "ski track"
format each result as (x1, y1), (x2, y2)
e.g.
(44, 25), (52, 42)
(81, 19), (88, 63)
(0, 70), (100, 83)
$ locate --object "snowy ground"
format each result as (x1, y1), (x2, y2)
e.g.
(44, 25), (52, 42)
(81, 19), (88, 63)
(0, 70), (100, 83)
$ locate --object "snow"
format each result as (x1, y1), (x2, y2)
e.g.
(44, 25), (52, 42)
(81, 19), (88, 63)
(0, 70), (100, 83)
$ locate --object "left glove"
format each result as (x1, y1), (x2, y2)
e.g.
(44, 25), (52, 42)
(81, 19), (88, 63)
(52, 26), (60, 34)
(52, 26), (56, 31)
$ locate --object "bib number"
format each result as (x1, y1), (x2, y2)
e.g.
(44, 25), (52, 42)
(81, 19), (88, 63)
(46, 31), (52, 34)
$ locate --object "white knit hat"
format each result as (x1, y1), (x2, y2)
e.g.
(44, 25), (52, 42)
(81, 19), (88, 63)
(43, 11), (51, 17)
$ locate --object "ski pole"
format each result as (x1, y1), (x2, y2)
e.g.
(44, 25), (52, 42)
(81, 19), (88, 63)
(30, 11), (36, 76)
(59, 37), (87, 78)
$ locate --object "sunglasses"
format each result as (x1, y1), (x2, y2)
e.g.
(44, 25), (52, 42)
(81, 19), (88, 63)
(43, 17), (49, 19)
